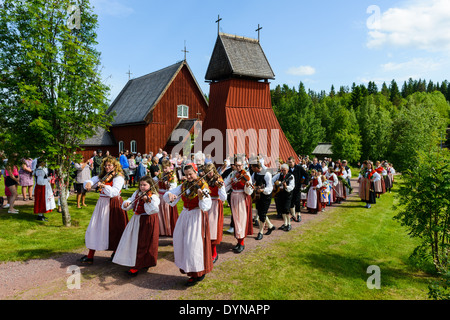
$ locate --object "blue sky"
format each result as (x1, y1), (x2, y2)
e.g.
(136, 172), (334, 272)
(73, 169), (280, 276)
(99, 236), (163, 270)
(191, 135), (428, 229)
(90, 0), (450, 102)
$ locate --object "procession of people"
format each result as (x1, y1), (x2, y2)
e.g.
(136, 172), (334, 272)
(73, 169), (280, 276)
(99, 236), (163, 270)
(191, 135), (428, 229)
(0, 148), (396, 286)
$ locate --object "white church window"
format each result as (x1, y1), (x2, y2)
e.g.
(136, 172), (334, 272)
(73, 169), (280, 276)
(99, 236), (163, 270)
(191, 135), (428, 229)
(177, 105), (189, 118)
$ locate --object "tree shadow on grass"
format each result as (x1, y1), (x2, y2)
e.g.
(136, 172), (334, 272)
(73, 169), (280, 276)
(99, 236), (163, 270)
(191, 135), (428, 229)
(299, 252), (432, 289)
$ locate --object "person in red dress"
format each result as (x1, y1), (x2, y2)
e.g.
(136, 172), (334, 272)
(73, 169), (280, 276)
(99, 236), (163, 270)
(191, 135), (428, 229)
(113, 176), (160, 276)
(204, 163), (226, 263)
(79, 156), (129, 265)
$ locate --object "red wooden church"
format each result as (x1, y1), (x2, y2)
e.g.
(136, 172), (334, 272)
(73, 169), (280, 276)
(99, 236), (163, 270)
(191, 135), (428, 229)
(201, 32), (297, 167)
(80, 60), (208, 158)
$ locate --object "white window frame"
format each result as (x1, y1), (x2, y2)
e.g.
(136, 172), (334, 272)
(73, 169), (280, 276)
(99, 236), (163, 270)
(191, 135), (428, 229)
(177, 104), (189, 119)
(130, 140), (137, 154)
(118, 141), (124, 153)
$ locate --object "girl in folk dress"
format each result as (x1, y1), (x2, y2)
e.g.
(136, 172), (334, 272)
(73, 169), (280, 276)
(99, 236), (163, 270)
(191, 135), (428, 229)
(113, 176), (160, 277)
(153, 159), (178, 237)
(33, 160), (56, 221)
(325, 166), (338, 205)
(80, 156), (129, 265)
(204, 163), (227, 263)
(319, 175), (330, 212)
(224, 160), (254, 253)
(164, 164), (213, 286)
(307, 169), (322, 214)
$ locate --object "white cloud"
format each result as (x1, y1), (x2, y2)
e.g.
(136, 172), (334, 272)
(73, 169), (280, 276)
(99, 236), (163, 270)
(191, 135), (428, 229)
(286, 65), (316, 76)
(366, 0), (450, 52)
(381, 57), (442, 72)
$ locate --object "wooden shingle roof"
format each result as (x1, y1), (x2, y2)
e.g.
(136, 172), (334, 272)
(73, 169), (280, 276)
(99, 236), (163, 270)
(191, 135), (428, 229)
(205, 33), (275, 81)
(81, 127), (116, 147)
(107, 61), (207, 126)
(312, 143), (333, 155)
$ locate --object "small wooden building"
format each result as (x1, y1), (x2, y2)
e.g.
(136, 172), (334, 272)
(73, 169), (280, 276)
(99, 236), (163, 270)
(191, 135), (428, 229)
(80, 60), (208, 159)
(311, 143), (333, 160)
(201, 33), (297, 166)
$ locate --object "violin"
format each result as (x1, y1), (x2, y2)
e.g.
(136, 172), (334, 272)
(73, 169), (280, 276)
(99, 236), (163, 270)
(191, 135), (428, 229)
(128, 189), (153, 207)
(236, 169), (251, 182)
(190, 179), (210, 198)
(207, 172), (224, 188)
(97, 171), (114, 193)
(170, 168), (214, 203)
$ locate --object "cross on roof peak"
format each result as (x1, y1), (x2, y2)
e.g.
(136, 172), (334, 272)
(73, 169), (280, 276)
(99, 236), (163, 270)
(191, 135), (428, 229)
(256, 24), (262, 42)
(181, 40), (189, 61)
(215, 14), (222, 35)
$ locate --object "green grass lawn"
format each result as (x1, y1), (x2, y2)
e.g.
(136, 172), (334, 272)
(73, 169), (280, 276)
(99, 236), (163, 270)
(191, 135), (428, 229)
(182, 179), (433, 300)
(0, 178), (434, 299)
(0, 183), (232, 262)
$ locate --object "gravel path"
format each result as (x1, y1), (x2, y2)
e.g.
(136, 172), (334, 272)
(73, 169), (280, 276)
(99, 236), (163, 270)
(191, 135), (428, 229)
(0, 181), (359, 300)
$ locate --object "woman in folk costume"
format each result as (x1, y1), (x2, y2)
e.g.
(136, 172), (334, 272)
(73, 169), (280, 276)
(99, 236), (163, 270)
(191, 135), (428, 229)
(325, 166), (338, 205)
(204, 163), (227, 263)
(224, 159), (253, 253)
(334, 161), (347, 203)
(80, 156), (129, 264)
(33, 160), (56, 221)
(384, 162), (395, 193)
(164, 164), (213, 286)
(251, 162), (275, 240)
(358, 161), (381, 209)
(272, 163), (295, 231)
(358, 160), (369, 202)
(153, 159), (178, 237)
(113, 176), (160, 277)
(374, 161), (386, 198)
(307, 169), (322, 214)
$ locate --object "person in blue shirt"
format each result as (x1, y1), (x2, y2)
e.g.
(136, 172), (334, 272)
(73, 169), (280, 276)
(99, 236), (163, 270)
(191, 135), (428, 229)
(119, 150), (130, 189)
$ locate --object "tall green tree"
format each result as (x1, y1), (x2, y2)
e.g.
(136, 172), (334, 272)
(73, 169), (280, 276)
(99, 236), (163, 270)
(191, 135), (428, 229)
(329, 105), (361, 163)
(0, 0), (113, 226)
(394, 147), (450, 276)
(273, 83), (325, 155)
(389, 97), (446, 172)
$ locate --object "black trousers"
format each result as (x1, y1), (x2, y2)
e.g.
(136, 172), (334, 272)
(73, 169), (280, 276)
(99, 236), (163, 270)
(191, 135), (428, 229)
(290, 188), (301, 211)
(275, 191), (293, 216)
(255, 194), (272, 223)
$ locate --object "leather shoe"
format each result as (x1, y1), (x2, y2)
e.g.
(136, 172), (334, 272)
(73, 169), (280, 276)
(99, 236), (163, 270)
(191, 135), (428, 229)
(278, 224), (286, 230)
(79, 256), (93, 265)
(126, 269), (139, 277)
(285, 225), (292, 231)
(186, 275), (205, 286)
(256, 233), (263, 240)
(234, 244), (245, 253)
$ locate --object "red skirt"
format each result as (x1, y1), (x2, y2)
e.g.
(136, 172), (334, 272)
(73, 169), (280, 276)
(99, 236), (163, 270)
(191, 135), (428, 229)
(108, 196), (129, 252)
(33, 185), (52, 214)
(210, 199), (224, 245)
(135, 214), (159, 269)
